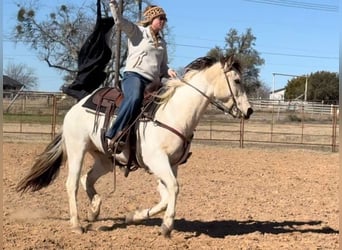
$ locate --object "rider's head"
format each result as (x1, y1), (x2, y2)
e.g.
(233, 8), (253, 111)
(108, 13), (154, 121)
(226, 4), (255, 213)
(140, 5), (167, 27)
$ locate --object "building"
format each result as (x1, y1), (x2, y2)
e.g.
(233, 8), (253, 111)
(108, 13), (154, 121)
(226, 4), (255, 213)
(3, 75), (24, 98)
(269, 88), (285, 101)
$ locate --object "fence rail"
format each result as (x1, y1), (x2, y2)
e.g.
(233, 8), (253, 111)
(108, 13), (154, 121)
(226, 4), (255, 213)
(251, 99), (339, 116)
(2, 92), (339, 152)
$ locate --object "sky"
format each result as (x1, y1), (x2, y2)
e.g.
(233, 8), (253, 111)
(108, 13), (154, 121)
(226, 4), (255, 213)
(2, 0), (339, 93)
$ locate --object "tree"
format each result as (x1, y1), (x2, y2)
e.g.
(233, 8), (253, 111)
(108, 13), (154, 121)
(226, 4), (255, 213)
(11, 0), (153, 86)
(207, 28), (267, 97)
(284, 75), (307, 100)
(14, 2), (93, 81)
(285, 71), (339, 103)
(4, 62), (38, 90)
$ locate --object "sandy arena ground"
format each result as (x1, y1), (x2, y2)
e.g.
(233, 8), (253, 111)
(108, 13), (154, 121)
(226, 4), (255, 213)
(3, 142), (339, 249)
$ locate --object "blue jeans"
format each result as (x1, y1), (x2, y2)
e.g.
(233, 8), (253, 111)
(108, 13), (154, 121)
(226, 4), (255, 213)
(105, 71), (151, 139)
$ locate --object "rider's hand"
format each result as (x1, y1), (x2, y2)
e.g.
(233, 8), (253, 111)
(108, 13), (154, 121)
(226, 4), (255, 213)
(168, 69), (177, 78)
(109, 0), (120, 23)
(109, 0), (118, 10)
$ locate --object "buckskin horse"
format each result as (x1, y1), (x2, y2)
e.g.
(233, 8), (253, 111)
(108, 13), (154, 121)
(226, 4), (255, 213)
(17, 55), (253, 237)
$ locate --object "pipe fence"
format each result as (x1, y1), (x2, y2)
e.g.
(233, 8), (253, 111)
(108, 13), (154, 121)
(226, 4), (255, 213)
(3, 92), (339, 152)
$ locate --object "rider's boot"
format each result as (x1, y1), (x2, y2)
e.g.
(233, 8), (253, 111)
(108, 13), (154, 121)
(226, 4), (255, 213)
(107, 131), (126, 154)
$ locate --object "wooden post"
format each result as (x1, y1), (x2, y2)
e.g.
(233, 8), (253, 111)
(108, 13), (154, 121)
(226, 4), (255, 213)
(240, 118), (244, 148)
(51, 95), (57, 139)
(137, 0), (142, 20)
(114, 0), (124, 87)
(331, 106), (337, 152)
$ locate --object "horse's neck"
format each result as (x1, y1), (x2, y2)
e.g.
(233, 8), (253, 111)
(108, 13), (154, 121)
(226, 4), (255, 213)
(156, 80), (211, 137)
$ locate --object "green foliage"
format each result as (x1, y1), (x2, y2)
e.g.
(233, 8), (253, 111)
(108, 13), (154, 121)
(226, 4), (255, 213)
(285, 71), (339, 103)
(207, 46), (224, 59)
(284, 76), (307, 99)
(207, 28), (266, 97)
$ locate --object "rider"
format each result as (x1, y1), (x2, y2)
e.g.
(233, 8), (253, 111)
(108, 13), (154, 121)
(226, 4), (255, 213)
(106, 0), (177, 153)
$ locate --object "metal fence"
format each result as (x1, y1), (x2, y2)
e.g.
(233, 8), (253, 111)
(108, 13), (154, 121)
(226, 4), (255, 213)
(3, 91), (75, 142)
(3, 92), (339, 152)
(197, 100), (339, 152)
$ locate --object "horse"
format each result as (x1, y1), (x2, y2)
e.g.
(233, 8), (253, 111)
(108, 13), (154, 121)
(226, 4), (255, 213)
(16, 55), (253, 237)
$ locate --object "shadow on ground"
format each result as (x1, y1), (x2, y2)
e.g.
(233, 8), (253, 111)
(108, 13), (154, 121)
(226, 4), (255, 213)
(96, 217), (338, 238)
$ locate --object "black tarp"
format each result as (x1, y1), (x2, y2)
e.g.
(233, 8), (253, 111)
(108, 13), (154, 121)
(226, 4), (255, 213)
(62, 0), (114, 100)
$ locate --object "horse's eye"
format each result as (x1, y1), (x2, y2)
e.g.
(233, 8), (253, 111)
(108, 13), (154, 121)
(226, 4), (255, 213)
(235, 79), (241, 84)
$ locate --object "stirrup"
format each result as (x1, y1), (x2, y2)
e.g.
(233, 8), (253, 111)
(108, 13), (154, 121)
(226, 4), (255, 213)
(107, 139), (125, 154)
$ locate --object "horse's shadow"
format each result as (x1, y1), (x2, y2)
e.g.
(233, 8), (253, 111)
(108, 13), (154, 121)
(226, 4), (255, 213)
(97, 217), (338, 238)
(174, 219), (338, 238)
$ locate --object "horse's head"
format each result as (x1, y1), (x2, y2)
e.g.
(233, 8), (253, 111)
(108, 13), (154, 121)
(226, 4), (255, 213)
(213, 54), (253, 119)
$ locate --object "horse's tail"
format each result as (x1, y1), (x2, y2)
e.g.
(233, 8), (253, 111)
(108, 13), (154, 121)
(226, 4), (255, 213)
(16, 132), (66, 193)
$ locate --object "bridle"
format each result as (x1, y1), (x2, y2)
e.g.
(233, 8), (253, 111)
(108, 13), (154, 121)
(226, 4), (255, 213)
(177, 64), (241, 118)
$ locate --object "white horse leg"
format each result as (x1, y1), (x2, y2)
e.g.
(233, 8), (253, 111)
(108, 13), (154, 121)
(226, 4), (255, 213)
(81, 152), (112, 221)
(158, 165), (179, 237)
(125, 179), (168, 223)
(126, 153), (179, 237)
(65, 146), (86, 234)
(126, 165), (179, 221)
(149, 179), (170, 215)
(155, 173), (179, 237)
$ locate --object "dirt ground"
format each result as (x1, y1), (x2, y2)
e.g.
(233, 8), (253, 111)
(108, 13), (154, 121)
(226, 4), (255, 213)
(3, 142), (339, 249)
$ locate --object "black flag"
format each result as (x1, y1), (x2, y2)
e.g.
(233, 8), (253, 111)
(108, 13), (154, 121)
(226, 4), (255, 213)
(62, 0), (114, 100)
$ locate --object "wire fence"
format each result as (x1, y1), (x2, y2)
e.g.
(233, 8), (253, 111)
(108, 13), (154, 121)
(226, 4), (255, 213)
(3, 91), (339, 152)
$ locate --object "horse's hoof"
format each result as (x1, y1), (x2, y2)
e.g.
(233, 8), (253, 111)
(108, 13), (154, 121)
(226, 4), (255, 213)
(161, 223), (172, 238)
(87, 211), (98, 222)
(125, 212), (134, 224)
(88, 194), (101, 222)
(71, 226), (84, 234)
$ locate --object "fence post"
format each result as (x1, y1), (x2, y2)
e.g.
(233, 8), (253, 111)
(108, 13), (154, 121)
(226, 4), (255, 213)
(240, 118), (244, 148)
(301, 105), (304, 144)
(209, 120), (212, 140)
(51, 95), (57, 139)
(331, 106), (337, 152)
(270, 103), (274, 142)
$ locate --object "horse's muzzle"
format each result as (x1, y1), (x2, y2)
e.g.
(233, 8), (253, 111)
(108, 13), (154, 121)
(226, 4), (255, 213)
(244, 108), (253, 120)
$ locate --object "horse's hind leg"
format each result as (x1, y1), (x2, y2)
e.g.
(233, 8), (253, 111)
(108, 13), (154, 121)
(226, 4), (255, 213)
(65, 145), (87, 234)
(81, 152), (113, 222)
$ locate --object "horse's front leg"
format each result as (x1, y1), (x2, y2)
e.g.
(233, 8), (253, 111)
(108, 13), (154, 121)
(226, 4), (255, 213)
(125, 179), (169, 221)
(126, 162), (179, 237)
(160, 172), (179, 237)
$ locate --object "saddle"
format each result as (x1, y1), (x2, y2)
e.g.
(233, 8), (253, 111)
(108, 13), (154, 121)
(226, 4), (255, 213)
(82, 82), (162, 175)
(85, 82), (162, 130)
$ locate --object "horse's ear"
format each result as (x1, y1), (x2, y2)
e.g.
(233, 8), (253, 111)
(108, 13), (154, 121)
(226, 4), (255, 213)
(226, 54), (235, 67)
(220, 54), (235, 69)
(219, 56), (226, 67)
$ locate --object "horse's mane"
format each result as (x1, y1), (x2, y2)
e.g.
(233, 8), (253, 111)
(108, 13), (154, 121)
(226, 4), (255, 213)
(157, 57), (218, 103)
(157, 55), (241, 104)
(184, 56), (218, 73)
